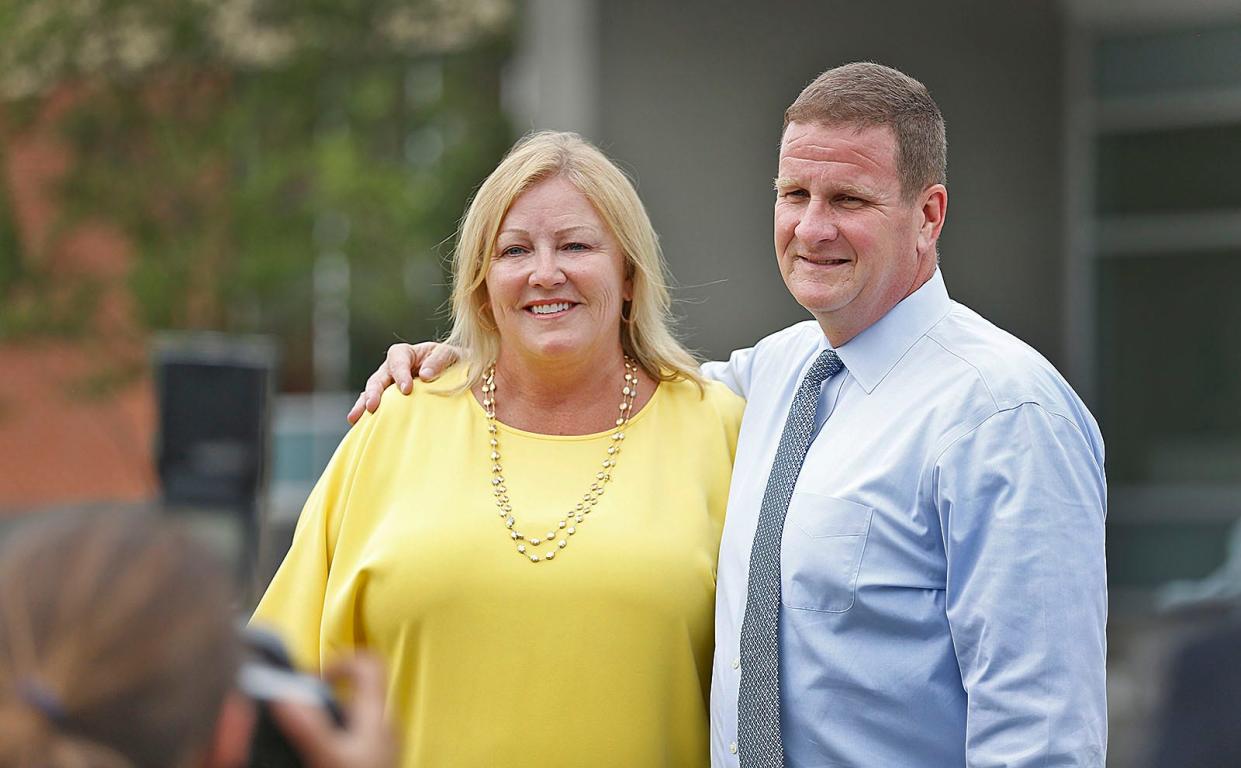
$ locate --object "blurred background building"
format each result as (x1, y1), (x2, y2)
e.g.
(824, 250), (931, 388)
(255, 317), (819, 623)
(2, 0), (1240, 763)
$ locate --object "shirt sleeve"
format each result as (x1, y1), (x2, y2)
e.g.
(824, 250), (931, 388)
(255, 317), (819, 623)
(699, 345), (757, 398)
(933, 402), (1107, 767)
(250, 412), (379, 673)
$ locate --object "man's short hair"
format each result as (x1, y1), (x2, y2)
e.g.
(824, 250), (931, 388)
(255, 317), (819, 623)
(784, 62), (947, 199)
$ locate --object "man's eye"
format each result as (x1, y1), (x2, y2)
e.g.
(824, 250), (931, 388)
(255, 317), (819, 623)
(838, 195), (865, 206)
(780, 189), (809, 199)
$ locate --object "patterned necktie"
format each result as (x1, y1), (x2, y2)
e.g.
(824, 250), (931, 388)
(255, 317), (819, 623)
(737, 348), (844, 767)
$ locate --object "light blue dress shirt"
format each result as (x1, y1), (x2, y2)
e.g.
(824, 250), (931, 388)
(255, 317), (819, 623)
(703, 269), (1107, 767)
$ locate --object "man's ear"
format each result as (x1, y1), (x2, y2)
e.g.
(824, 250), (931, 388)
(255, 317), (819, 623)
(200, 691), (256, 768)
(916, 184), (948, 258)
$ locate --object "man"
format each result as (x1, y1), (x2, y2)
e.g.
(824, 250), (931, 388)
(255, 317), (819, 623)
(349, 62), (1107, 766)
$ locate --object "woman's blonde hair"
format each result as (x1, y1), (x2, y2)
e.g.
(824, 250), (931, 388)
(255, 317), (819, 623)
(444, 131), (703, 392)
(0, 511), (238, 768)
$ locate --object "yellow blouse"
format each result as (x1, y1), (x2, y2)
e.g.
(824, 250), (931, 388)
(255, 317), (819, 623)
(252, 365), (744, 767)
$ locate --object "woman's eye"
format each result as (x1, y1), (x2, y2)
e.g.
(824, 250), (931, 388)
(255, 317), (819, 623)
(499, 245), (526, 257)
(564, 242), (589, 251)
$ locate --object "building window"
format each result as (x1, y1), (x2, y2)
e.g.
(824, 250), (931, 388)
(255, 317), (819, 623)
(1072, 19), (1241, 597)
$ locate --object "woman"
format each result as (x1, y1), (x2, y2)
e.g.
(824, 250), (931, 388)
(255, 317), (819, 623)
(0, 510), (392, 768)
(253, 131), (744, 767)
(0, 511), (242, 768)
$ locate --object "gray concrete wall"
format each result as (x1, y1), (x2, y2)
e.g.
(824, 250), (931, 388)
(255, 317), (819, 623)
(592, 0), (1067, 369)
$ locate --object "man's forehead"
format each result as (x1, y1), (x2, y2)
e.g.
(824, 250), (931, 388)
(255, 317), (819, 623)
(778, 122), (897, 178)
(781, 119), (894, 144)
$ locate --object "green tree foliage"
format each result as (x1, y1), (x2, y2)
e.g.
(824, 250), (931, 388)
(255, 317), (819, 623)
(0, 0), (514, 388)
(0, 146), (19, 299)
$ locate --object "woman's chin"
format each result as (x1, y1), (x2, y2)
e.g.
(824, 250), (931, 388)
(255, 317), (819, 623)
(505, 335), (615, 368)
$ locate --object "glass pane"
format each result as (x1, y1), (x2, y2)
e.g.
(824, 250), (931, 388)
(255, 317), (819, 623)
(1096, 250), (1241, 486)
(1096, 123), (1241, 215)
(1095, 23), (1241, 100)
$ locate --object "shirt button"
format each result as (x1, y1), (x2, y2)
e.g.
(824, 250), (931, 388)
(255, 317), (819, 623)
(729, 742), (738, 755)
(731, 657), (740, 670)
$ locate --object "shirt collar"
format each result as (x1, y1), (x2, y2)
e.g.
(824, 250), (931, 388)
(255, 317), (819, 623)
(819, 268), (953, 394)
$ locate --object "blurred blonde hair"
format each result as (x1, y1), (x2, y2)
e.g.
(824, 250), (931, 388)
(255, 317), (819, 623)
(444, 130), (703, 392)
(0, 511), (238, 768)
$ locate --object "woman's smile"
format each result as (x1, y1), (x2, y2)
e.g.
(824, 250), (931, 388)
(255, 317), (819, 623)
(525, 300), (578, 317)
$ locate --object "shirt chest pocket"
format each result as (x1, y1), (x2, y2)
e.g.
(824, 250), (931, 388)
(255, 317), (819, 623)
(781, 493), (873, 613)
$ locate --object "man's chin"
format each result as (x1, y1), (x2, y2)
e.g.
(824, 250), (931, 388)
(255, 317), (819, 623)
(786, 281), (853, 317)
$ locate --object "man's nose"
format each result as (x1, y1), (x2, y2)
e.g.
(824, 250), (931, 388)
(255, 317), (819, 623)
(529, 248), (566, 287)
(794, 201), (839, 245)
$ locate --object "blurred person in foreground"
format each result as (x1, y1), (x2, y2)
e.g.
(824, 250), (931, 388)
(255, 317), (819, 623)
(1147, 620), (1241, 768)
(252, 131), (744, 767)
(352, 63), (1107, 766)
(0, 511), (394, 768)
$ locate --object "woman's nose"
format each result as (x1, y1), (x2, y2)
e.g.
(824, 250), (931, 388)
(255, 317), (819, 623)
(529, 248), (566, 287)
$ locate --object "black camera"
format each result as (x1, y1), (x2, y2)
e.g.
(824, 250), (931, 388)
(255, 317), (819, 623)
(239, 625), (345, 768)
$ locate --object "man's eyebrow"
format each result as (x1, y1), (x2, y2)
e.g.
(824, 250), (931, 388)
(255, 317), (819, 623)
(836, 183), (879, 198)
(772, 177), (881, 199)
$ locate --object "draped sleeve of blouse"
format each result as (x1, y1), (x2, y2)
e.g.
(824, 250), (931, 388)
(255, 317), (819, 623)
(252, 364), (744, 768)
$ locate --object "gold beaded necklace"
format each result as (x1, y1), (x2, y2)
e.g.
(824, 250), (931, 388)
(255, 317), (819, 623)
(482, 357), (638, 564)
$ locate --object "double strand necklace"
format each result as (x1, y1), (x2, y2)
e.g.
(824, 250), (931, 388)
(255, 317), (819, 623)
(482, 357), (638, 564)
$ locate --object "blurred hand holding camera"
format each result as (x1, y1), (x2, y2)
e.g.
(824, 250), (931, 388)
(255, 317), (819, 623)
(269, 655), (395, 768)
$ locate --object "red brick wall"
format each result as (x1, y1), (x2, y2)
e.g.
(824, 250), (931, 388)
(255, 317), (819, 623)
(0, 90), (157, 511)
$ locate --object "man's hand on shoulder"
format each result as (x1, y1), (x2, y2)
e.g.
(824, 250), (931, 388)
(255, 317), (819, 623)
(346, 342), (461, 424)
